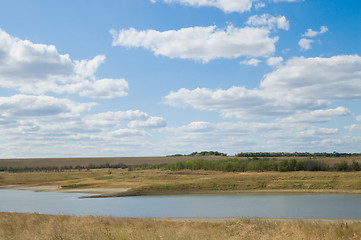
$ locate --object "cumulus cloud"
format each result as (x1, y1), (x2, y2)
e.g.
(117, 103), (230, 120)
(0, 28), (128, 98)
(260, 55), (361, 100)
(255, 2), (266, 9)
(298, 26), (328, 51)
(345, 124), (361, 131)
(266, 56), (283, 66)
(279, 107), (351, 123)
(150, 0), (254, 13)
(84, 110), (166, 129)
(109, 129), (150, 137)
(298, 38), (313, 50)
(303, 26), (328, 38)
(128, 117), (167, 128)
(0, 94), (96, 119)
(357, 116), (361, 121)
(60, 78), (129, 99)
(240, 58), (261, 66)
(165, 55), (361, 119)
(247, 14), (290, 30)
(111, 25), (278, 63)
(273, 0), (302, 2)
(160, 120), (339, 155)
(0, 99), (167, 158)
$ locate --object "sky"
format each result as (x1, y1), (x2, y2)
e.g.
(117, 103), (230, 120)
(0, 0), (360, 158)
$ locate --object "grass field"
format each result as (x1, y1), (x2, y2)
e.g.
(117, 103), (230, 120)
(0, 156), (231, 168)
(1, 155), (360, 168)
(0, 212), (360, 240)
(1, 168), (361, 196)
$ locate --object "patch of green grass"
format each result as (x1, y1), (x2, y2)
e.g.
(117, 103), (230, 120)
(95, 176), (113, 180)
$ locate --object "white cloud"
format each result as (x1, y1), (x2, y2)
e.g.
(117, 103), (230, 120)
(60, 78), (129, 99)
(357, 116), (361, 121)
(0, 28), (128, 98)
(160, 120), (339, 155)
(298, 38), (313, 50)
(345, 124), (361, 131)
(240, 58), (261, 66)
(128, 117), (167, 128)
(298, 26), (328, 51)
(0, 95), (95, 119)
(74, 55), (106, 78)
(260, 55), (361, 101)
(84, 110), (166, 130)
(273, 0), (302, 2)
(255, 2), (266, 9)
(266, 56), (283, 66)
(150, 0), (254, 13)
(111, 25), (278, 63)
(109, 129), (150, 138)
(83, 110), (149, 128)
(279, 107), (351, 123)
(165, 55), (361, 119)
(0, 102), (167, 158)
(303, 26), (328, 38)
(247, 14), (290, 30)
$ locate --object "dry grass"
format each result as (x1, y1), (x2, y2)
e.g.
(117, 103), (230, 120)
(1, 169), (361, 196)
(0, 212), (360, 240)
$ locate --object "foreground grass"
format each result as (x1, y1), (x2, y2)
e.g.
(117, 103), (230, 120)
(0, 212), (360, 240)
(1, 169), (361, 196)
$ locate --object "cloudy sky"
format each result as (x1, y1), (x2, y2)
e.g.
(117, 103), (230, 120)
(0, 0), (360, 158)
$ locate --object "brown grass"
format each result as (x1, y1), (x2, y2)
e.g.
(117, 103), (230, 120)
(0, 212), (360, 240)
(1, 169), (361, 196)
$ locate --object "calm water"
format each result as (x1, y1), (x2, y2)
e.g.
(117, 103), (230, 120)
(1, 189), (361, 219)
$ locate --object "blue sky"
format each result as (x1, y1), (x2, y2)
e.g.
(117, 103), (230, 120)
(0, 0), (360, 158)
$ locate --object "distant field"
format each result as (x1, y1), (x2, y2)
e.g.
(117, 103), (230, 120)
(0, 156), (231, 168)
(1, 155), (360, 168)
(1, 169), (361, 196)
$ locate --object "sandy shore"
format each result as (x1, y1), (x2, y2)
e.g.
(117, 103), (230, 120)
(2, 184), (361, 197)
(0, 184), (129, 195)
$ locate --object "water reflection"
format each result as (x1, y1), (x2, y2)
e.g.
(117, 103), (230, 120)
(0, 189), (360, 219)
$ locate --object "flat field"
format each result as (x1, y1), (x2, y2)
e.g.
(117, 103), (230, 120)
(0, 156), (231, 168)
(0, 212), (360, 240)
(1, 168), (361, 196)
(1, 155), (360, 168)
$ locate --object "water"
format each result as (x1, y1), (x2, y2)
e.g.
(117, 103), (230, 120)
(1, 189), (361, 219)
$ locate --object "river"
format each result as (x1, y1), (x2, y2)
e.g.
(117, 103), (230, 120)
(1, 189), (361, 219)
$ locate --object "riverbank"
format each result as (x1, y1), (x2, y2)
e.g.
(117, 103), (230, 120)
(1, 212), (360, 240)
(1, 169), (361, 197)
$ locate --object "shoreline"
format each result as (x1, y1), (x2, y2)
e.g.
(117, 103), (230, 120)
(2, 184), (361, 198)
(0, 211), (361, 223)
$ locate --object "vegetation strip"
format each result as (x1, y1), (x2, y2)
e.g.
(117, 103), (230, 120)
(1, 156), (361, 173)
(0, 212), (360, 240)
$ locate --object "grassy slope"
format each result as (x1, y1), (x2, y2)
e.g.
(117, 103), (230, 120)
(1, 169), (361, 196)
(0, 212), (360, 240)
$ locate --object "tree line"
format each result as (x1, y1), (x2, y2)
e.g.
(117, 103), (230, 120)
(129, 158), (361, 172)
(1, 155), (361, 173)
(235, 152), (361, 158)
(168, 151), (227, 157)
(0, 163), (127, 173)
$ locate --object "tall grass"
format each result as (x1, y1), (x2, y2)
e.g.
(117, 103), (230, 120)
(0, 212), (360, 240)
